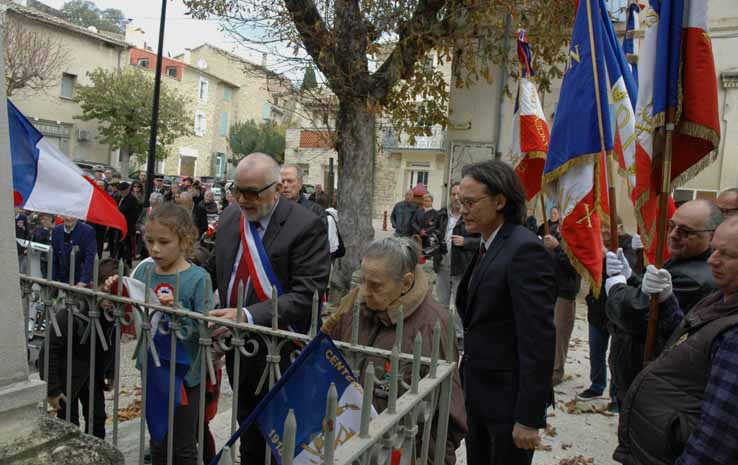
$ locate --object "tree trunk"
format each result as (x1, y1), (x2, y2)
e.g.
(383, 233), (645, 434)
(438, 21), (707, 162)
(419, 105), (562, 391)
(119, 148), (130, 177)
(335, 99), (375, 285)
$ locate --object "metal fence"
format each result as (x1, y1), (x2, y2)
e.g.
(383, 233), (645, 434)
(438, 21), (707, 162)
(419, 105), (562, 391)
(18, 244), (457, 465)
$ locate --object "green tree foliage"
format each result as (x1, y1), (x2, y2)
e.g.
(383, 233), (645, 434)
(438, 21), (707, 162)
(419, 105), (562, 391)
(301, 63), (318, 90)
(75, 68), (192, 165)
(60, 0), (125, 34)
(228, 120), (286, 164)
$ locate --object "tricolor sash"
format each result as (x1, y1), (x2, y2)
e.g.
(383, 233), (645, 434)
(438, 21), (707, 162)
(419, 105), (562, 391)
(240, 216), (283, 301)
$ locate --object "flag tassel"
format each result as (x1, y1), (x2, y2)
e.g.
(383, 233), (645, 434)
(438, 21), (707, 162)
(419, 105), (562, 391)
(644, 108), (677, 364)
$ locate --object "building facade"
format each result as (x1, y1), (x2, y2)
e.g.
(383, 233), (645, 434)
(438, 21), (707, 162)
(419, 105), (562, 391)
(4, 0), (129, 167)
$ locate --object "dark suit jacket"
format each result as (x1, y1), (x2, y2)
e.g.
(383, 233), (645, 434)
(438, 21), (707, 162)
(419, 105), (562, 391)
(455, 222), (556, 431)
(192, 202), (208, 238)
(214, 200), (330, 330)
(51, 222), (97, 285)
(118, 193), (141, 238)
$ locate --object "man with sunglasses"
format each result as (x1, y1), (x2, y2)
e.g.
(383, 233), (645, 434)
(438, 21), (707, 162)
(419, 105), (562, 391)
(209, 153), (330, 464)
(605, 199), (721, 397)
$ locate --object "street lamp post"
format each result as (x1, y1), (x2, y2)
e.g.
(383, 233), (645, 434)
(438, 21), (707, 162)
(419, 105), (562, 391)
(144, 0), (169, 205)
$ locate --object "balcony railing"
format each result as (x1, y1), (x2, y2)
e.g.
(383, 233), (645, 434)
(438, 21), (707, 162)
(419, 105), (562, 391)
(382, 126), (447, 151)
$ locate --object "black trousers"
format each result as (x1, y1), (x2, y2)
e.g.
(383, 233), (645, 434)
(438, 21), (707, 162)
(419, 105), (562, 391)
(94, 225), (107, 258)
(58, 379), (107, 439)
(225, 340), (299, 465)
(465, 413), (534, 465)
(150, 384), (201, 465)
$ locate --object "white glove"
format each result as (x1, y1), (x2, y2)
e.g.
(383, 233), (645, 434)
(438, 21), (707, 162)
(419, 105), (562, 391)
(641, 265), (673, 303)
(631, 234), (644, 250)
(606, 248), (632, 279)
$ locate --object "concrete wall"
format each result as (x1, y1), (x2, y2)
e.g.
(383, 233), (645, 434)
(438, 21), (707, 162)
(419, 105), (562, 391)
(8, 13), (127, 166)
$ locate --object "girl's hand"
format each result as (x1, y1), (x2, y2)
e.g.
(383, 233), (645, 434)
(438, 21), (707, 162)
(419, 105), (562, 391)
(102, 275), (120, 294)
(159, 294), (174, 307)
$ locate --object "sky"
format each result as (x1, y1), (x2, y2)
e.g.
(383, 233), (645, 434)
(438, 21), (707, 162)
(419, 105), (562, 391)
(41, 0), (276, 69)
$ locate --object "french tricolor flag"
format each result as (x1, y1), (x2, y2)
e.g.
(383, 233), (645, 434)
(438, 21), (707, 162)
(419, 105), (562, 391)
(504, 29), (550, 201)
(9, 100), (127, 237)
(631, 0), (719, 262)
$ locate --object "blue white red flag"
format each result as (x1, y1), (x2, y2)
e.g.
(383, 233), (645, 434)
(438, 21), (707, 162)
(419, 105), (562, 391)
(503, 30), (550, 201)
(211, 332), (375, 465)
(9, 100), (128, 237)
(240, 215), (282, 301)
(632, 0), (720, 262)
(543, 0), (615, 293)
(623, 1), (642, 82)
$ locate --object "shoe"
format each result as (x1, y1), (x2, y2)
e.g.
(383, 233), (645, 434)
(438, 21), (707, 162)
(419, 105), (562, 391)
(607, 401), (619, 413)
(577, 388), (603, 400)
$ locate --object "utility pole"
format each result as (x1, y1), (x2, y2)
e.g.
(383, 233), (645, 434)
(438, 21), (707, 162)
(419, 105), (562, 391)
(144, 0), (168, 205)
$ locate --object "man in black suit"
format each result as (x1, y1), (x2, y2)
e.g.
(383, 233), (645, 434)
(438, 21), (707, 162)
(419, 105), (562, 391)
(455, 160), (556, 465)
(209, 153), (330, 464)
(116, 181), (141, 267)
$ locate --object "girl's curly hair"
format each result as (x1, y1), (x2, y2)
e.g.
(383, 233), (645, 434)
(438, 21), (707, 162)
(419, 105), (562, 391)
(146, 204), (196, 258)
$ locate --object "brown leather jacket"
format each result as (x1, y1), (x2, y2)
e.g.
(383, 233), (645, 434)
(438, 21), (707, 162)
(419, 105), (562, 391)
(323, 267), (467, 465)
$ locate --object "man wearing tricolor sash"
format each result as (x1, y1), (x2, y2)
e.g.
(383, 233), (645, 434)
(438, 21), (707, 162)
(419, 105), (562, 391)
(209, 153), (330, 464)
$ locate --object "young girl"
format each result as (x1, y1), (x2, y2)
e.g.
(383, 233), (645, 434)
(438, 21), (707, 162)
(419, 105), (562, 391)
(107, 204), (212, 465)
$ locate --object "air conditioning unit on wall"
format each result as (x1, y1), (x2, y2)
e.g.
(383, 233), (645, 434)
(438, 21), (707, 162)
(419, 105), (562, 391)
(77, 129), (90, 141)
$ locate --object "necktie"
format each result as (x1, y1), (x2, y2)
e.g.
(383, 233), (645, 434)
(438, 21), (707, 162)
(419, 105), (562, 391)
(469, 243), (487, 287)
(229, 222), (261, 307)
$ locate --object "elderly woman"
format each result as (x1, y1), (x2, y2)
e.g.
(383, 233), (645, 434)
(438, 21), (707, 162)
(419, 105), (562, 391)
(323, 237), (467, 465)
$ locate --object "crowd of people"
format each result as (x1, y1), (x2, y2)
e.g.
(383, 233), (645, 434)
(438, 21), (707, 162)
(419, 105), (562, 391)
(14, 154), (738, 465)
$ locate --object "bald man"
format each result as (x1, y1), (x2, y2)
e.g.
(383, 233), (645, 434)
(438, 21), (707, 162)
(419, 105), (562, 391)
(614, 216), (738, 465)
(605, 199), (721, 396)
(716, 187), (738, 218)
(209, 153), (330, 464)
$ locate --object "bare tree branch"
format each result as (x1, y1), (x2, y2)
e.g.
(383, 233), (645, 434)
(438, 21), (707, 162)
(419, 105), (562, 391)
(3, 15), (69, 97)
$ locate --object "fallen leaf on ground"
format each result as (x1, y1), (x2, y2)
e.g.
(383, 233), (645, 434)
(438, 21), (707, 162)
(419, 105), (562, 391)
(564, 399), (615, 416)
(559, 456), (595, 465)
(545, 424), (557, 437)
(115, 399), (142, 422)
(562, 443), (573, 450)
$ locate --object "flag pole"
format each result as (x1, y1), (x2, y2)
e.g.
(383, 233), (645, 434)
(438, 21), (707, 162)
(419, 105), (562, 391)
(584, 0), (619, 252)
(540, 192), (549, 235)
(644, 107), (676, 363)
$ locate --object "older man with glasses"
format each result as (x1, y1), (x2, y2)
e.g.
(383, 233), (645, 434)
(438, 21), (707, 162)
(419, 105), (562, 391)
(716, 187), (738, 218)
(604, 199), (721, 399)
(208, 152), (330, 465)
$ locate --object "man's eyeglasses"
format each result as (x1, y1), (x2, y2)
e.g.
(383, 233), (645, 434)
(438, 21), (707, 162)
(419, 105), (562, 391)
(230, 182), (276, 200)
(720, 207), (738, 217)
(459, 195), (490, 209)
(668, 220), (714, 238)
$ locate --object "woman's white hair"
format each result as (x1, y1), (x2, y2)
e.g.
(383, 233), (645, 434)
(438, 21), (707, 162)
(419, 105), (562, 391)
(363, 237), (419, 280)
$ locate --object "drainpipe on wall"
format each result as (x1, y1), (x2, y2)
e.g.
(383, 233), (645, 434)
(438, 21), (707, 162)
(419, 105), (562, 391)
(493, 13), (512, 160)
